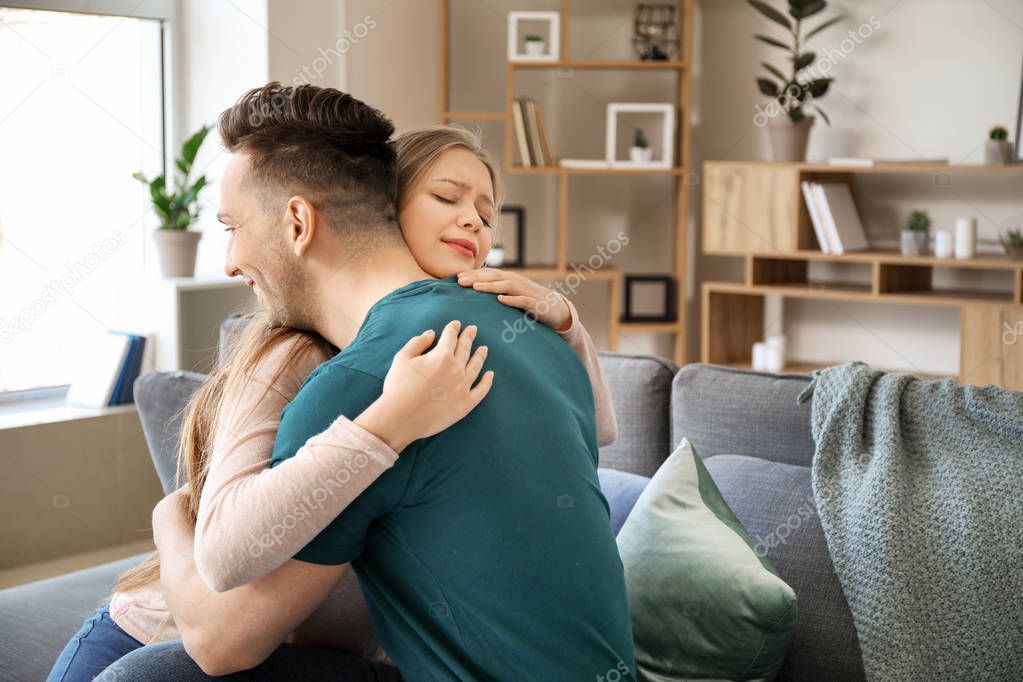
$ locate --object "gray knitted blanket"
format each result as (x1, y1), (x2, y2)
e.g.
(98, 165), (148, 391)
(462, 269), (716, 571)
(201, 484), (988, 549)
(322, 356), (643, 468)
(797, 362), (1023, 681)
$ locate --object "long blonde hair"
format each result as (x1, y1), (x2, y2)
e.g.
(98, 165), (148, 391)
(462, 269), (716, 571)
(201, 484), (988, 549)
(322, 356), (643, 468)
(109, 125), (502, 639)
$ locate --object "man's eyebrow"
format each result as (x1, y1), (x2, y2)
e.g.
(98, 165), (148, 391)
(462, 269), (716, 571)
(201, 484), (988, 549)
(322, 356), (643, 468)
(216, 212), (232, 224)
(431, 177), (495, 209)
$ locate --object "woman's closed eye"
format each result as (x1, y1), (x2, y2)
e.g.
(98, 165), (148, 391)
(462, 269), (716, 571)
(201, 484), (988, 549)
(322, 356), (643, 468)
(436, 194), (493, 228)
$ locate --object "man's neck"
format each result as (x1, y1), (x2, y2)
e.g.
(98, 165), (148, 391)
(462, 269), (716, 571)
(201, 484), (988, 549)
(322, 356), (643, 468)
(314, 244), (435, 349)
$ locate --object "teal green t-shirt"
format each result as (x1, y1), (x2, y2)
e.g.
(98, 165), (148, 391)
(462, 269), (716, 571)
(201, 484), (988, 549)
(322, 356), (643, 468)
(270, 276), (636, 681)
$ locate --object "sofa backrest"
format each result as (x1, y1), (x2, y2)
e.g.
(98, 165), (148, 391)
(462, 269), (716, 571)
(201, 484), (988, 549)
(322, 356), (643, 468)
(134, 370), (206, 494)
(671, 363), (815, 467)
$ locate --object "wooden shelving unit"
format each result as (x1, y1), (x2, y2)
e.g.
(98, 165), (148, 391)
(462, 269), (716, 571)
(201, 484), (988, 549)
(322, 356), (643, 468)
(439, 0), (694, 365)
(701, 160), (1023, 389)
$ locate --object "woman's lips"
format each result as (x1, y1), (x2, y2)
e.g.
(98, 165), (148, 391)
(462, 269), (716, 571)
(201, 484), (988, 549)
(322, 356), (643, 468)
(443, 240), (475, 258)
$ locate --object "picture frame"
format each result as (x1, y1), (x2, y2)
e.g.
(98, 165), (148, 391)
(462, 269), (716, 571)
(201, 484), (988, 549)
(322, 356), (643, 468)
(622, 274), (677, 322)
(605, 103), (676, 169)
(507, 11), (560, 63)
(495, 205), (526, 268)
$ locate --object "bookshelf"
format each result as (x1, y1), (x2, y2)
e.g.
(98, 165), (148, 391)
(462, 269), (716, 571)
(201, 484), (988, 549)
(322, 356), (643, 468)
(439, 0), (694, 365)
(700, 160), (1023, 390)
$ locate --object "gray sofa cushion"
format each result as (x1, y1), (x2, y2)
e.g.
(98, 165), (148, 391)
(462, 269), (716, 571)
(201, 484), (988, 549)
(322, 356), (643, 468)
(672, 364), (816, 468)
(703, 454), (864, 681)
(0, 553), (150, 682)
(596, 468), (650, 535)
(134, 371), (206, 494)
(597, 352), (678, 477)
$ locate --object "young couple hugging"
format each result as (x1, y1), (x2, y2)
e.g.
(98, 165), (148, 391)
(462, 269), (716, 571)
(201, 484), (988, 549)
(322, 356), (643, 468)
(48, 83), (636, 682)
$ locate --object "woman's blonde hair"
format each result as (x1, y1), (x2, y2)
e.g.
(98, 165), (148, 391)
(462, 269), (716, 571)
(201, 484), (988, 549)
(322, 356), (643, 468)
(394, 124), (503, 213)
(109, 124), (501, 641)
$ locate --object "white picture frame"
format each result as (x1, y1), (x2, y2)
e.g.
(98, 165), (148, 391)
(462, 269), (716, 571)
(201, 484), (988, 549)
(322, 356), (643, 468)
(507, 11), (560, 63)
(605, 103), (676, 169)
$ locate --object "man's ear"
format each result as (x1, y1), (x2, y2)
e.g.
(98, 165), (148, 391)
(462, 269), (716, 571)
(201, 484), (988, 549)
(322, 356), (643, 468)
(286, 195), (317, 257)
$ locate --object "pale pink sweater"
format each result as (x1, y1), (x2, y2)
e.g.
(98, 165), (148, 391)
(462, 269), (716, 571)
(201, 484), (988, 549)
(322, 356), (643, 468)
(109, 297), (618, 655)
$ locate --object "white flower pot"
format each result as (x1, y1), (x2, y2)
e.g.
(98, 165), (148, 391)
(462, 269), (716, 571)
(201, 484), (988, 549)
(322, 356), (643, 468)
(524, 41), (546, 57)
(153, 229), (202, 278)
(766, 115), (815, 162)
(630, 147), (653, 163)
(900, 230), (929, 256)
(984, 139), (1012, 165)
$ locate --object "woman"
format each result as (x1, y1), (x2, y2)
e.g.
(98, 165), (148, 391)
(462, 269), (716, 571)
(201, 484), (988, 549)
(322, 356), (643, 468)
(48, 125), (617, 681)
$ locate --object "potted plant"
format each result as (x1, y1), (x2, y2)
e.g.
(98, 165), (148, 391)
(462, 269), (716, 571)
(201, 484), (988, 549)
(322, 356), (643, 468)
(985, 125), (1012, 165)
(630, 128), (653, 163)
(901, 210), (931, 256)
(134, 126), (211, 278)
(749, 0), (843, 162)
(524, 34), (546, 57)
(487, 242), (505, 267)
(1001, 227), (1023, 259)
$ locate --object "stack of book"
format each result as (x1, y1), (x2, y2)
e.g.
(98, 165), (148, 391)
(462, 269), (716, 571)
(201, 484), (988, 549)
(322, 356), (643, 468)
(800, 181), (869, 255)
(512, 98), (554, 167)
(66, 332), (148, 408)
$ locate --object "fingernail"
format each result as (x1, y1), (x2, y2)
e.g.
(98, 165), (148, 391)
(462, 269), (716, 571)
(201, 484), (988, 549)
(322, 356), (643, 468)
(468, 325), (477, 334)
(480, 345), (488, 354)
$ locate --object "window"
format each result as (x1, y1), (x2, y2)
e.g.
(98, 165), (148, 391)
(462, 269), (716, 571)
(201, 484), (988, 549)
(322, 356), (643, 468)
(0, 7), (164, 393)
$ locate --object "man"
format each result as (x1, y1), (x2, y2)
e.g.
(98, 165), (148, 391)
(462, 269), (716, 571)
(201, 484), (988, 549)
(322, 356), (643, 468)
(117, 83), (636, 681)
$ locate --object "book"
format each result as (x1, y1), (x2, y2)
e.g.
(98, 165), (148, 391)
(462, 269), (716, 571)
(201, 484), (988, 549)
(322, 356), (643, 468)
(110, 334), (147, 405)
(814, 182), (868, 254)
(534, 101), (554, 165)
(66, 333), (132, 408)
(524, 99), (546, 167)
(558, 159), (611, 169)
(827, 157), (950, 167)
(512, 99), (532, 167)
(801, 180), (832, 253)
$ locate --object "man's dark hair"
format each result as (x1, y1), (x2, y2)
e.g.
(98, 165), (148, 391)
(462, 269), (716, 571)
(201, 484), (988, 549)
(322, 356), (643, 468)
(219, 82), (400, 243)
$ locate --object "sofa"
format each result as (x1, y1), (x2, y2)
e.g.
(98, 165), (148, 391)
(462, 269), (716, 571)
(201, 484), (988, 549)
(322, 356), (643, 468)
(0, 346), (865, 681)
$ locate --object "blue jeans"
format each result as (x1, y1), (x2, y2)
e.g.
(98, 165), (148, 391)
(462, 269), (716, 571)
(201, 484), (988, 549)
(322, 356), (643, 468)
(47, 603), (144, 682)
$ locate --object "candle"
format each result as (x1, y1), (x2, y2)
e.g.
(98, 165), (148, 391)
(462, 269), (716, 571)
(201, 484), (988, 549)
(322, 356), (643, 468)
(934, 230), (954, 259)
(954, 217), (977, 260)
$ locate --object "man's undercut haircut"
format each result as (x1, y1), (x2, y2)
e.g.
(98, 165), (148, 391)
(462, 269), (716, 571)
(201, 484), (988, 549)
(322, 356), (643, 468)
(219, 82), (401, 245)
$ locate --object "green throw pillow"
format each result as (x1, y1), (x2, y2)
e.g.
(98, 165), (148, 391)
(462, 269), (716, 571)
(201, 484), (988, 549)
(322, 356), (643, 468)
(617, 439), (797, 681)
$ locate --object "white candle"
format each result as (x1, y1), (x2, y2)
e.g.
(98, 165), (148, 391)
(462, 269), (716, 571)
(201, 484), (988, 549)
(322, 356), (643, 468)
(752, 342), (768, 371)
(954, 217), (977, 260)
(934, 230), (954, 259)
(766, 334), (787, 372)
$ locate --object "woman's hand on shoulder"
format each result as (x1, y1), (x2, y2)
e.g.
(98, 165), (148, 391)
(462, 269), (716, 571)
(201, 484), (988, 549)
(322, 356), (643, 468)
(356, 321), (494, 453)
(457, 268), (572, 332)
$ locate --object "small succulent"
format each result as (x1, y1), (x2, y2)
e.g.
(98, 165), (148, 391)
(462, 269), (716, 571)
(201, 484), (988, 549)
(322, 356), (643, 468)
(990, 125), (1009, 141)
(906, 210), (931, 232)
(492, 242), (505, 250)
(633, 129), (649, 148)
(1003, 227), (1023, 247)
(525, 34), (544, 42)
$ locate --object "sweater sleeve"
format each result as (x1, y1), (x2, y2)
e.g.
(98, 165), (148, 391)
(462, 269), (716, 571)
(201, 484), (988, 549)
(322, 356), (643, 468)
(555, 294), (619, 447)
(193, 337), (400, 592)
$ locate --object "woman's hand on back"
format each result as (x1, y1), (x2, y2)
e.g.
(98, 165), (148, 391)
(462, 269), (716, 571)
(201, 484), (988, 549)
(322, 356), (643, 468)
(354, 320), (494, 453)
(456, 268), (572, 332)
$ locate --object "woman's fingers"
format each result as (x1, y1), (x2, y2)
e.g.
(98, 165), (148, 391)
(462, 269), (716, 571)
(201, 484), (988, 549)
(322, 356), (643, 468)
(435, 319), (461, 354)
(453, 324), (477, 364)
(468, 370), (495, 403)
(462, 344), (488, 386)
(495, 294), (535, 311)
(395, 328), (436, 359)
(471, 280), (520, 295)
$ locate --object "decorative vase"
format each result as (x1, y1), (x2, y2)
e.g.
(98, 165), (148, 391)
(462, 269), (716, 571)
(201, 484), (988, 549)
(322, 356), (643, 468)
(153, 229), (202, 277)
(524, 40), (546, 57)
(629, 146), (653, 163)
(900, 229), (929, 256)
(954, 217), (977, 260)
(984, 139), (1012, 165)
(486, 247), (505, 267)
(933, 230), (954, 259)
(766, 115), (815, 162)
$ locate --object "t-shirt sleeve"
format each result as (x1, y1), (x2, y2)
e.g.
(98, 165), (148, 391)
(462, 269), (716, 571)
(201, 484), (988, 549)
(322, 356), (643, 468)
(270, 363), (417, 565)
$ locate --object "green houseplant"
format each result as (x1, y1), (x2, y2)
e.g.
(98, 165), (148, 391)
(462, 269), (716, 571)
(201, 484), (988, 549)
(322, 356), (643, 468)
(901, 210), (931, 256)
(985, 125), (1012, 165)
(133, 126), (211, 277)
(631, 128), (653, 163)
(749, 0), (843, 161)
(524, 33), (546, 57)
(1001, 227), (1023, 259)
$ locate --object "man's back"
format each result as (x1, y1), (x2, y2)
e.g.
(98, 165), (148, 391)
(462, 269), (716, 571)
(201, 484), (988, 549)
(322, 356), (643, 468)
(271, 276), (636, 680)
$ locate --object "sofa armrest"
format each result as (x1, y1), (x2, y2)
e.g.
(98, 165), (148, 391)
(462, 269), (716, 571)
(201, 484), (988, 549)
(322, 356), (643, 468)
(134, 371), (207, 494)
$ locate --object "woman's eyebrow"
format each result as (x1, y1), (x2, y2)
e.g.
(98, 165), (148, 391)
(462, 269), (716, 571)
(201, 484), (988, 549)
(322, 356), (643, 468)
(431, 177), (495, 208)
